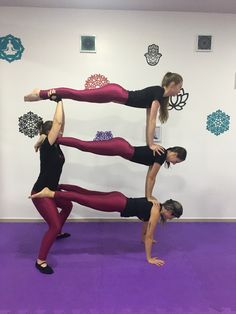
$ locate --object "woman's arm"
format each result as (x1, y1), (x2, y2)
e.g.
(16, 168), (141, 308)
(34, 134), (47, 152)
(48, 99), (64, 145)
(60, 102), (65, 136)
(146, 108), (151, 144)
(141, 221), (157, 243)
(146, 100), (159, 149)
(141, 221), (148, 242)
(146, 101), (165, 154)
(145, 163), (161, 202)
(144, 205), (165, 266)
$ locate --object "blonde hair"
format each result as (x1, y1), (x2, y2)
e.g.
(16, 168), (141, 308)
(159, 72), (183, 123)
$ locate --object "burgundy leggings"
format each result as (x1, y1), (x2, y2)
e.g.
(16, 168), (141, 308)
(57, 136), (134, 160)
(56, 184), (127, 213)
(31, 190), (73, 260)
(39, 83), (129, 104)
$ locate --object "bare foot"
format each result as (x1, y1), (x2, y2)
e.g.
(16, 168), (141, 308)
(29, 187), (54, 199)
(24, 89), (41, 102)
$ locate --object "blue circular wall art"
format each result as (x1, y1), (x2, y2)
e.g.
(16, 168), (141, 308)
(206, 109), (230, 136)
(0, 34), (24, 63)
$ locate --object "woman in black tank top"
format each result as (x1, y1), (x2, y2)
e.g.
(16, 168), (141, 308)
(30, 91), (73, 275)
(30, 184), (183, 267)
(54, 136), (187, 205)
(24, 72), (183, 155)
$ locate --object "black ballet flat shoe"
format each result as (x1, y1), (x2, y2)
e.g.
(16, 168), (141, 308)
(35, 261), (54, 274)
(56, 232), (71, 240)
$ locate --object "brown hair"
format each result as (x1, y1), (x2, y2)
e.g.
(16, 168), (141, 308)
(38, 120), (53, 135)
(160, 199), (183, 223)
(159, 72), (183, 123)
(165, 146), (187, 168)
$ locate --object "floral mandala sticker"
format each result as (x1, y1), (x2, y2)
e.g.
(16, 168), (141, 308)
(85, 74), (110, 89)
(206, 109), (230, 136)
(0, 34), (24, 63)
(144, 44), (162, 66)
(93, 131), (113, 141)
(18, 111), (43, 138)
(169, 88), (189, 111)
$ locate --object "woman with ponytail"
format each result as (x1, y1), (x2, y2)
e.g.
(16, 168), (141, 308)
(30, 184), (183, 267)
(47, 136), (186, 205)
(24, 72), (183, 153)
(30, 91), (73, 275)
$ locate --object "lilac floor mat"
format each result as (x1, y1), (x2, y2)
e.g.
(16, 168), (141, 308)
(0, 222), (236, 314)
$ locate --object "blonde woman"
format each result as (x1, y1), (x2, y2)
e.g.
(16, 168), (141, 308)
(24, 72), (183, 153)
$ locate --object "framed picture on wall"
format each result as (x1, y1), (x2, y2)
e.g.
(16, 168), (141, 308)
(80, 35), (96, 53)
(196, 35), (212, 52)
(153, 126), (162, 143)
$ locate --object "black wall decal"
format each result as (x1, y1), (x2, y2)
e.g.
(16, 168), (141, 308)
(144, 44), (162, 66)
(18, 111), (43, 138)
(169, 88), (189, 111)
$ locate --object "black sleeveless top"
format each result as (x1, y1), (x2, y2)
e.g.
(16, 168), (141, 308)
(121, 197), (153, 221)
(126, 86), (166, 108)
(33, 137), (65, 192)
(131, 147), (167, 166)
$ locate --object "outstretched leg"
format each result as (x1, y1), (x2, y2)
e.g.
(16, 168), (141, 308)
(24, 83), (129, 104)
(58, 184), (115, 196)
(57, 137), (134, 160)
(30, 186), (127, 213)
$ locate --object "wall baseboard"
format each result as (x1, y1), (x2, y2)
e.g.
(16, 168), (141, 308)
(1, 218), (236, 222)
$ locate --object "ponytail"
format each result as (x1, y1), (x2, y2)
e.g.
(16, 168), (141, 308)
(159, 72), (183, 123)
(38, 120), (53, 135)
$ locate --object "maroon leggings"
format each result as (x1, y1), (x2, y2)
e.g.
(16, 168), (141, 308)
(57, 136), (134, 160)
(31, 190), (73, 260)
(39, 83), (129, 104)
(57, 184), (127, 213)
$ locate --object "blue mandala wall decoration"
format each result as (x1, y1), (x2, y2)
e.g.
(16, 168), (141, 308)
(0, 34), (24, 63)
(169, 88), (189, 111)
(19, 111), (43, 138)
(93, 131), (113, 141)
(144, 44), (162, 66)
(206, 109), (230, 136)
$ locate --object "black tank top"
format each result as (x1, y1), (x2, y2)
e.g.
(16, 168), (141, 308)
(131, 147), (167, 166)
(33, 137), (65, 192)
(120, 197), (153, 221)
(126, 86), (166, 108)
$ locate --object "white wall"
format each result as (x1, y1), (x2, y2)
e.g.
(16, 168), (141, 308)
(0, 7), (235, 219)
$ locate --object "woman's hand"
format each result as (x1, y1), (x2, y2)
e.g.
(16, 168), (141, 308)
(150, 144), (165, 155)
(148, 257), (165, 266)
